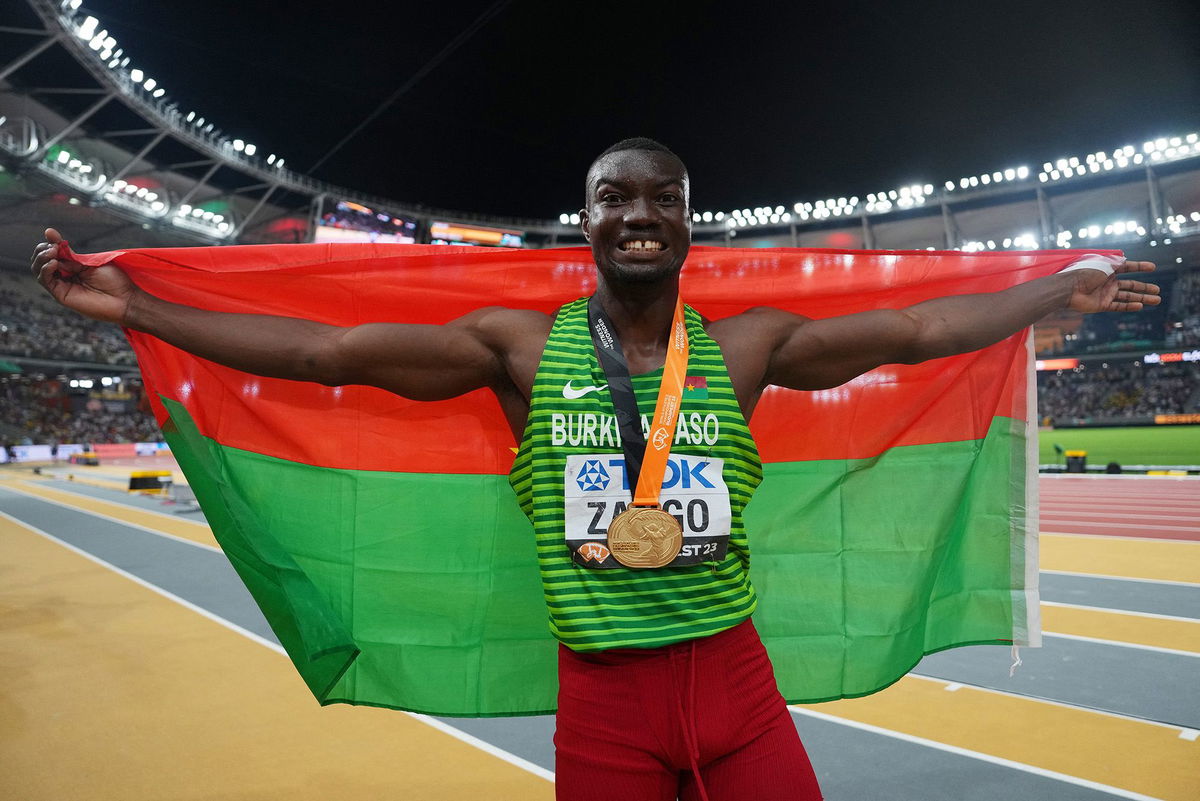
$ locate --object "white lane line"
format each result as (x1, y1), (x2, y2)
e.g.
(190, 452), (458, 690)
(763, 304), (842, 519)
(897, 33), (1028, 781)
(1041, 569), (1200, 588)
(1041, 600), (1200, 623)
(0, 484), (223, 554)
(906, 673), (1198, 738)
(787, 707), (1168, 801)
(0, 509), (555, 783)
(16, 478), (211, 528)
(1043, 631), (1200, 658)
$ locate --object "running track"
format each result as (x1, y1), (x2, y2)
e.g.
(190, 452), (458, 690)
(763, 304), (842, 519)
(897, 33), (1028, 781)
(1, 464), (1197, 800)
(1042, 475), (1200, 541)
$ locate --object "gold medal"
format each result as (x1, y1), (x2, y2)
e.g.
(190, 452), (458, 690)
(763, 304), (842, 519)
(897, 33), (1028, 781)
(607, 506), (683, 568)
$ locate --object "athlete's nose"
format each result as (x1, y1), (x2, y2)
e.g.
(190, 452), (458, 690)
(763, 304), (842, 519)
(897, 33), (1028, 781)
(625, 195), (660, 227)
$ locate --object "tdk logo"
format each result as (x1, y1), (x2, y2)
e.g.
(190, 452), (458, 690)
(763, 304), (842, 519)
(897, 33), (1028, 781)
(576, 456), (717, 492)
(576, 459), (611, 491)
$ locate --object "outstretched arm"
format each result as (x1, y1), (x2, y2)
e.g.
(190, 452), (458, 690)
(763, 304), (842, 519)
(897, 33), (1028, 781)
(757, 260), (1159, 391)
(31, 228), (542, 400)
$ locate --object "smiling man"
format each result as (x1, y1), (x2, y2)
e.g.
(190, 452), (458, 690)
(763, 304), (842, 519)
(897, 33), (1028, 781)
(32, 137), (1159, 800)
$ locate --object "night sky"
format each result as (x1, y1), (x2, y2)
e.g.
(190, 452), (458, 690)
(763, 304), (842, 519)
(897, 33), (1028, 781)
(57, 0), (1200, 218)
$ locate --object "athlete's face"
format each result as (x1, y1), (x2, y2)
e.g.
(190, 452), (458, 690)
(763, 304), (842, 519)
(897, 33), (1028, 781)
(581, 150), (692, 285)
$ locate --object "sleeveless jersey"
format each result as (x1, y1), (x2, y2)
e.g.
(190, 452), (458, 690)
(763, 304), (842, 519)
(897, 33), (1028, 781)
(509, 298), (763, 652)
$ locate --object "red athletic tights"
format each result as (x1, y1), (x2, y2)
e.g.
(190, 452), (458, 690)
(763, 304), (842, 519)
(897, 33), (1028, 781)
(554, 619), (823, 800)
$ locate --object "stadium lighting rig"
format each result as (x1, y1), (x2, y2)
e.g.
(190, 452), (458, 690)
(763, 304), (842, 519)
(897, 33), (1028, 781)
(559, 128), (1200, 249)
(38, 146), (107, 193)
(19, 1), (1200, 250)
(63, 5), (286, 175)
(171, 203), (234, 238)
(101, 179), (169, 219)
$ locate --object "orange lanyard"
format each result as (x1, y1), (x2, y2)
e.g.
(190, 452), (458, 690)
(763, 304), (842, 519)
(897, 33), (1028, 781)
(633, 295), (688, 507)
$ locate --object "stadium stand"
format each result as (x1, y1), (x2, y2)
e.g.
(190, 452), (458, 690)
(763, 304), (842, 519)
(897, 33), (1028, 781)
(1038, 362), (1200, 425)
(0, 271), (136, 365)
(0, 2), (1197, 451)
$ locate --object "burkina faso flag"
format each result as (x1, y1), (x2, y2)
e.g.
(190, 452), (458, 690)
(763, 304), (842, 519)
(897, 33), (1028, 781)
(60, 242), (1112, 716)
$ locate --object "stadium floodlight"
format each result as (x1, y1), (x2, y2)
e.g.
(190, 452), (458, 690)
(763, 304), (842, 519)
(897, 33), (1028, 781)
(774, 205), (784, 215)
(569, 213), (580, 225)
(69, 0), (82, 9)
(714, 211), (724, 221)
(130, 68), (144, 83)
(152, 88), (165, 98)
(232, 139), (244, 152)
(1017, 166), (1029, 179)
(702, 211), (713, 222)
(78, 16), (98, 39)
(1087, 225), (1100, 238)
(244, 144), (256, 156)
(143, 78), (156, 91)
(108, 58), (120, 68)
(558, 213), (569, 224)
(56, 150), (70, 164)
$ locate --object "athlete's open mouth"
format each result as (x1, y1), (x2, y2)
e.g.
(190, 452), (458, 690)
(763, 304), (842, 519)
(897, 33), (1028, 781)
(618, 240), (666, 252)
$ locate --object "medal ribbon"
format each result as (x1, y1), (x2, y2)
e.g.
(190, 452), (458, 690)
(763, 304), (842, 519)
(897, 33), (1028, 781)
(587, 294), (689, 508)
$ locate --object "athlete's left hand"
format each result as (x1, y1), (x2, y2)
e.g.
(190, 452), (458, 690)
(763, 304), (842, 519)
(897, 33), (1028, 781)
(1067, 260), (1160, 314)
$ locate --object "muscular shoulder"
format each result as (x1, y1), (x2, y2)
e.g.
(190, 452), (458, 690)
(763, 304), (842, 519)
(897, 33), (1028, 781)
(702, 306), (812, 414)
(705, 306), (811, 359)
(452, 306), (554, 398)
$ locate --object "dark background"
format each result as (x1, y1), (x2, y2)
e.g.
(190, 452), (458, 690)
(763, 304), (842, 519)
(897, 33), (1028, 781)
(58, 0), (1200, 218)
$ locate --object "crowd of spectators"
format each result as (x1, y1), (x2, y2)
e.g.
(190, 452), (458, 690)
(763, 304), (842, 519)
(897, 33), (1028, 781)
(1166, 271), (1200, 348)
(1038, 362), (1199, 423)
(2, 262), (1198, 446)
(0, 377), (160, 447)
(0, 271), (137, 365)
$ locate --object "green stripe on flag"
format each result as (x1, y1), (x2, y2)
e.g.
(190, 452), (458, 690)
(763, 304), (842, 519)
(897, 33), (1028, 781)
(749, 416), (1030, 703)
(163, 396), (1031, 714)
(161, 397), (558, 717)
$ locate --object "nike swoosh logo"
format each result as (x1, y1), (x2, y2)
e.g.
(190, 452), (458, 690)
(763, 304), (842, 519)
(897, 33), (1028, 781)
(563, 380), (609, 400)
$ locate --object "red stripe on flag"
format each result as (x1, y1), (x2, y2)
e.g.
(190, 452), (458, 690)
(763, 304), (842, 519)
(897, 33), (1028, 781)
(63, 244), (1110, 472)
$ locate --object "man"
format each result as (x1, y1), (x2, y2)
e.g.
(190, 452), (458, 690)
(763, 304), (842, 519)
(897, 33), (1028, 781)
(32, 138), (1158, 800)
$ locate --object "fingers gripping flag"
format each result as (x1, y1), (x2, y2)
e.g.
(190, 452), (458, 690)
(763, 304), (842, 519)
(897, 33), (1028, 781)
(60, 242), (1113, 715)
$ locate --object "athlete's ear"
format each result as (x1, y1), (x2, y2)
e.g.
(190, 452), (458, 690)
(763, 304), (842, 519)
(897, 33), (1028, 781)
(580, 208), (590, 242)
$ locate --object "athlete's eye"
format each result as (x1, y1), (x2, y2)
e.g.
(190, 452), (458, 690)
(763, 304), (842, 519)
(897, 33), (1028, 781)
(659, 193), (680, 203)
(601, 193), (624, 204)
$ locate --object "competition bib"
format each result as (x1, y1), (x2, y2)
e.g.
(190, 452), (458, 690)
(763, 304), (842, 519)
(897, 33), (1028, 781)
(564, 453), (732, 568)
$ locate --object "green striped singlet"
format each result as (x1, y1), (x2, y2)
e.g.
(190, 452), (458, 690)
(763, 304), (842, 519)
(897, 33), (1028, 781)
(508, 298), (763, 652)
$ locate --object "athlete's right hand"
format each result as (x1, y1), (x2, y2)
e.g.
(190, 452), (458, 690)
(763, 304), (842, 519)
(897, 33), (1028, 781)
(31, 227), (140, 325)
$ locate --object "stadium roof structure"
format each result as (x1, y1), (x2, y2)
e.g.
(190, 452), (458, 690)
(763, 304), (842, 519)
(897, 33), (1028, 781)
(0, 0), (1197, 266)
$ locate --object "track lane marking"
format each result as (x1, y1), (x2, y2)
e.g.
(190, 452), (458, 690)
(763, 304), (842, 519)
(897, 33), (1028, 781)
(906, 674), (1198, 739)
(1041, 533), (1200, 583)
(1040, 603), (1200, 654)
(791, 675), (1199, 800)
(1041, 569), (1200, 588)
(0, 482), (222, 552)
(1042, 600), (1199, 623)
(0, 510), (555, 795)
(13, 477), (210, 527)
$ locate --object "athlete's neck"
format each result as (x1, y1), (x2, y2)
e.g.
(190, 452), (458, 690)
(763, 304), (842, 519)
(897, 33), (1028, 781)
(593, 274), (679, 372)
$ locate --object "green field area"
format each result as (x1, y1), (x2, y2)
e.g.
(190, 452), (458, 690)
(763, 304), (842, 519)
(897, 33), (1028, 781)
(1038, 425), (1200, 467)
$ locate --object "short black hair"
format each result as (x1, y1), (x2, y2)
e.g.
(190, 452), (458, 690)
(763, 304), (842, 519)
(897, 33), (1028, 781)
(594, 137), (680, 163)
(584, 137), (688, 203)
